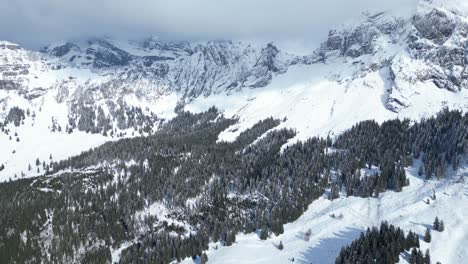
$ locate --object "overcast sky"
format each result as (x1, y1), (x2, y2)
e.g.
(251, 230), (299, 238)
(0, 0), (418, 49)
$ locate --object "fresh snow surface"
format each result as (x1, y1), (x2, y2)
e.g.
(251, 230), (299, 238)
(180, 159), (468, 264)
(134, 201), (193, 235)
(429, 0), (468, 16)
(0, 92), (109, 181)
(111, 240), (135, 264)
(186, 60), (468, 146)
(0, 84), (177, 182)
(111, 202), (196, 262)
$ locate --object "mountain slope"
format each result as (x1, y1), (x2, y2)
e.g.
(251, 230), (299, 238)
(1, 0), (468, 181)
(0, 106), (465, 264)
(190, 159), (467, 264)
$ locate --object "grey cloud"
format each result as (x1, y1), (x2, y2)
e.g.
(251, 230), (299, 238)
(0, 0), (419, 49)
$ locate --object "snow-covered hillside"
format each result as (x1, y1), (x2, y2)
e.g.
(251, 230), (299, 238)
(182, 160), (468, 264)
(1, 0), (468, 182)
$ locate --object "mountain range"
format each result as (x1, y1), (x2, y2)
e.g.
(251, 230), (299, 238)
(0, 0), (467, 263)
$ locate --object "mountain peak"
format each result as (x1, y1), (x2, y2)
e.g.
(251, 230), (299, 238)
(0, 41), (21, 50)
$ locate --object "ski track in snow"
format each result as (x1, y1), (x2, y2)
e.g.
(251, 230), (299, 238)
(180, 159), (468, 264)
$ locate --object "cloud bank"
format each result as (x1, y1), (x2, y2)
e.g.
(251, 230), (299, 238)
(0, 0), (419, 48)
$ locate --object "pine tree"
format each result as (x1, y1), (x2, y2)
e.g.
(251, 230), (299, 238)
(226, 231), (236, 246)
(212, 224), (220, 242)
(304, 229), (312, 241)
(417, 249), (424, 264)
(433, 217), (440, 231)
(277, 223), (284, 235)
(424, 249), (430, 264)
(278, 241), (284, 250)
(438, 220), (444, 232)
(259, 226), (269, 240)
(405, 231), (413, 250)
(418, 164), (424, 176)
(414, 232), (420, 248)
(410, 248), (418, 264)
(201, 252), (208, 264)
(335, 222), (421, 264)
(424, 228), (431, 243)
(329, 184), (340, 200)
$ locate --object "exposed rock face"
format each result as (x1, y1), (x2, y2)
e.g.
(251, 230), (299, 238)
(317, 2), (468, 112)
(320, 13), (395, 58)
(0, 42), (20, 51)
(406, 7), (468, 93)
(0, 41), (37, 94)
(46, 42), (79, 57)
(0, 80), (20, 90)
(413, 9), (456, 45)
(343, 24), (381, 57)
(41, 39), (297, 100)
(0, 39), (300, 134)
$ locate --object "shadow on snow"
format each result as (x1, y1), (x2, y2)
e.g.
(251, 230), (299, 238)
(297, 227), (362, 264)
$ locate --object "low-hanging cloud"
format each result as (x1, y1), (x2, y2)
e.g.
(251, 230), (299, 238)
(0, 0), (419, 49)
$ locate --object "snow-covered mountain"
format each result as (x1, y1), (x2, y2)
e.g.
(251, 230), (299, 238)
(0, 1), (467, 263)
(1, 0), (468, 181)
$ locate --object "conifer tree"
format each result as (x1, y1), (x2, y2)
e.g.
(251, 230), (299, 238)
(433, 217), (440, 231)
(260, 226), (269, 240)
(438, 221), (445, 232)
(201, 252), (208, 264)
(304, 229), (312, 241)
(424, 228), (431, 243)
(278, 241), (284, 250)
(424, 249), (430, 264)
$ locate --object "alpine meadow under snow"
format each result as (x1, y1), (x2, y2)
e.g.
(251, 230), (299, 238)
(0, 0), (467, 264)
